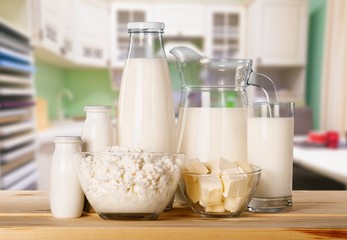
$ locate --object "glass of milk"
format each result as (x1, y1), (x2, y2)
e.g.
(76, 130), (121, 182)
(247, 102), (294, 213)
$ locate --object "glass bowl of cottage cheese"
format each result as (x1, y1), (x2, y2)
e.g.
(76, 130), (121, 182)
(179, 159), (261, 218)
(74, 146), (183, 220)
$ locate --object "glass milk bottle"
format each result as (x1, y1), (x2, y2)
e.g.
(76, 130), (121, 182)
(81, 105), (115, 152)
(50, 136), (84, 218)
(117, 22), (175, 153)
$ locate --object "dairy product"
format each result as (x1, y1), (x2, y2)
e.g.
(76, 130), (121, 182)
(117, 58), (175, 152)
(184, 175), (200, 203)
(206, 204), (225, 213)
(247, 117), (293, 198)
(224, 197), (244, 212)
(176, 107), (247, 163)
(182, 159), (258, 214)
(184, 158), (209, 174)
(221, 174), (248, 198)
(198, 175), (223, 207)
(75, 146), (181, 214)
(50, 136), (84, 218)
(81, 105), (115, 152)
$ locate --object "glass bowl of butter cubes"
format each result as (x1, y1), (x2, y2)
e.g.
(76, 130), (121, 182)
(180, 158), (261, 218)
(74, 146), (183, 220)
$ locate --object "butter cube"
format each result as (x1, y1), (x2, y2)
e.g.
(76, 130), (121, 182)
(205, 204), (225, 213)
(224, 196), (243, 212)
(219, 158), (239, 173)
(184, 159), (209, 174)
(184, 174), (200, 203)
(235, 161), (253, 173)
(205, 158), (240, 174)
(203, 160), (219, 174)
(221, 174), (249, 198)
(199, 175), (223, 207)
(235, 161), (259, 191)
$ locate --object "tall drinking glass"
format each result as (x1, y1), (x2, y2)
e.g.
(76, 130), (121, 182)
(247, 102), (294, 212)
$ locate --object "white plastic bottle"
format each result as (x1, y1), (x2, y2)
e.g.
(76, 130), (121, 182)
(50, 136), (84, 218)
(81, 105), (115, 152)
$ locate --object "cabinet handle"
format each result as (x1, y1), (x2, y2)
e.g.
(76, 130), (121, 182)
(94, 48), (103, 59)
(39, 29), (44, 41)
(45, 24), (57, 43)
(60, 47), (66, 55)
(64, 39), (72, 53)
(83, 47), (92, 57)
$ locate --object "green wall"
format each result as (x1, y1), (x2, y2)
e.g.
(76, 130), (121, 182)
(34, 61), (118, 120)
(63, 69), (118, 118)
(35, 61), (66, 120)
(307, 0), (327, 129)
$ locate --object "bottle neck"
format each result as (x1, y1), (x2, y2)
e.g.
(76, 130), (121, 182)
(85, 111), (111, 119)
(54, 142), (81, 152)
(127, 30), (166, 59)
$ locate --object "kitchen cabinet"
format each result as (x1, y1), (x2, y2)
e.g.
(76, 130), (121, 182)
(205, 5), (246, 59)
(110, 3), (153, 67)
(249, 0), (308, 66)
(57, 0), (76, 62)
(32, 0), (61, 55)
(74, 0), (109, 67)
(32, 0), (109, 68)
(248, 0), (308, 105)
(0, 19), (38, 190)
(154, 4), (205, 37)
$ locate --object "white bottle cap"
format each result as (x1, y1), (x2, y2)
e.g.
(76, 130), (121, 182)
(53, 136), (82, 143)
(84, 105), (112, 112)
(127, 22), (165, 30)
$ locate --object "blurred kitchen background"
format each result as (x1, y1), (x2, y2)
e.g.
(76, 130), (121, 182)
(0, 0), (346, 191)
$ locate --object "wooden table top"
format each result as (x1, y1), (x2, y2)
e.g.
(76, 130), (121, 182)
(0, 191), (346, 239)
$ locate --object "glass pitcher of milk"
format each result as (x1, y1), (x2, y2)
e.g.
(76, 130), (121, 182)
(117, 22), (175, 153)
(170, 46), (278, 167)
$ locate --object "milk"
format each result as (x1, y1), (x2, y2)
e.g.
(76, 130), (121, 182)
(247, 117), (293, 198)
(117, 58), (175, 152)
(50, 136), (84, 218)
(81, 106), (115, 152)
(177, 107), (247, 163)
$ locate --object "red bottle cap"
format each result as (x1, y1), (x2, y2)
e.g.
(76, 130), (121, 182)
(308, 131), (327, 144)
(326, 131), (339, 149)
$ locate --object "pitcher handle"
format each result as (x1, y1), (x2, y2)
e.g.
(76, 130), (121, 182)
(248, 72), (278, 103)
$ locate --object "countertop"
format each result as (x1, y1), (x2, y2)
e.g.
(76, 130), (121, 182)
(294, 136), (347, 187)
(0, 191), (346, 239)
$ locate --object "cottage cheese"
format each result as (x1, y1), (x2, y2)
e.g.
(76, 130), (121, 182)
(76, 146), (181, 214)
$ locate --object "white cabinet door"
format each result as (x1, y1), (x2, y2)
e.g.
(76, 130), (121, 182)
(251, 0), (308, 66)
(154, 4), (205, 37)
(58, 0), (76, 61)
(75, 0), (109, 67)
(35, 0), (61, 55)
(110, 3), (154, 67)
(205, 5), (246, 59)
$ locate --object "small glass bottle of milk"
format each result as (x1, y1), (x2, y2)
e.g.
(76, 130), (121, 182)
(50, 136), (84, 218)
(81, 105), (115, 152)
